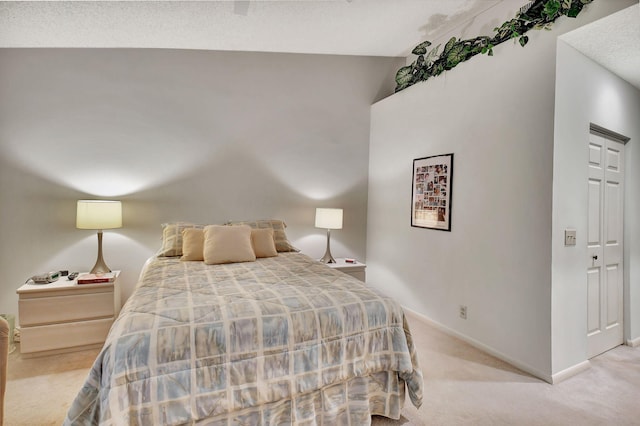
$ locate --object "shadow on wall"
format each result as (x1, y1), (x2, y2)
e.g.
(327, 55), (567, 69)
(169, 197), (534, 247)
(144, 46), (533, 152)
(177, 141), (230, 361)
(0, 155), (92, 316)
(127, 142), (369, 261)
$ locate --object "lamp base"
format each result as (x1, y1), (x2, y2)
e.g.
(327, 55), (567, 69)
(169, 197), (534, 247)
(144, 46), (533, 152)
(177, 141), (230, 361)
(90, 231), (112, 275)
(90, 260), (112, 275)
(319, 252), (336, 264)
(319, 229), (336, 264)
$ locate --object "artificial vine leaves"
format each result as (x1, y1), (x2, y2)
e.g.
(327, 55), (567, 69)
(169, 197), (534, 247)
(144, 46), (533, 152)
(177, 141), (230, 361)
(395, 0), (594, 92)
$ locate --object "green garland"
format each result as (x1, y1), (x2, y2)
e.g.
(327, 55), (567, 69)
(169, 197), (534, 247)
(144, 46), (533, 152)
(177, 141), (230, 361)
(395, 0), (594, 92)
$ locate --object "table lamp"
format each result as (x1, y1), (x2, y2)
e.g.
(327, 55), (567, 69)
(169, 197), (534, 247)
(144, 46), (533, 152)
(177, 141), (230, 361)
(315, 208), (343, 264)
(76, 200), (122, 274)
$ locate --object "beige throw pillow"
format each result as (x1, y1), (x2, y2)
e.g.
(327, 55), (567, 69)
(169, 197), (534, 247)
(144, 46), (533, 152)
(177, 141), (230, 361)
(229, 219), (299, 252)
(251, 228), (278, 258)
(181, 228), (205, 261)
(204, 225), (256, 265)
(157, 222), (204, 257)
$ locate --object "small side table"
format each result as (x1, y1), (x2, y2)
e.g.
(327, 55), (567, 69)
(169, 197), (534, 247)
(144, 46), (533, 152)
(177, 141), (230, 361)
(326, 258), (366, 282)
(16, 271), (121, 357)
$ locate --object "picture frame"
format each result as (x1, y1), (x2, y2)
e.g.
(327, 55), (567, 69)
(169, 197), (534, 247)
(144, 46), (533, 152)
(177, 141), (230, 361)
(411, 153), (453, 231)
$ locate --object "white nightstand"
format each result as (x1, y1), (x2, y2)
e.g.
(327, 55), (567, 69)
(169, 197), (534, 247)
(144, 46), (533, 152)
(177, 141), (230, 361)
(326, 258), (366, 282)
(16, 271), (121, 357)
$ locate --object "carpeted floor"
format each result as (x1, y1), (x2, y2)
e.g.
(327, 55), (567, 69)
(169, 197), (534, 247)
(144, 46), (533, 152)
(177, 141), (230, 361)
(5, 310), (640, 425)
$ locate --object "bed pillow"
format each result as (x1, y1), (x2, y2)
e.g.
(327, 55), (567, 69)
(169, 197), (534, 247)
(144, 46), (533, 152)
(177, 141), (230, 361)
(230, 219), (299, 252)
(157, 222), (205, 257)
(204, 225), (256, 265)
(251, 228), (278, 258)
(181, 228), (205, 261)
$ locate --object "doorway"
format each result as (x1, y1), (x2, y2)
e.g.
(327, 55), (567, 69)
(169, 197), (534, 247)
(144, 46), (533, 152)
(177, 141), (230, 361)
(587, 126), (627, 359)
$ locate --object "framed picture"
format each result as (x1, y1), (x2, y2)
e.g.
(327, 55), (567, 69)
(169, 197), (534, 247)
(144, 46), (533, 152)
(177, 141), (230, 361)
(411, 153), (453, 231)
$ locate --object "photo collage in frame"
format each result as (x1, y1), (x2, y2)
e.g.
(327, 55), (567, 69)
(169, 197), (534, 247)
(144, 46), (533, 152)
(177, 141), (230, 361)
(411, 153), (453, 231)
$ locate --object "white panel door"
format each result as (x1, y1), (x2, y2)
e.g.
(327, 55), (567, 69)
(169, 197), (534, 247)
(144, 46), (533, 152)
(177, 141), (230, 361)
(587, 132), (625, 359)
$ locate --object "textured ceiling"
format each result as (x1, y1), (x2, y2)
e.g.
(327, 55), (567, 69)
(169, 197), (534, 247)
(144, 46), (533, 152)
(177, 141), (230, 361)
(561, 3), (639, 90)
(0, 1), (638, 88)
(0, 0), (508, 57)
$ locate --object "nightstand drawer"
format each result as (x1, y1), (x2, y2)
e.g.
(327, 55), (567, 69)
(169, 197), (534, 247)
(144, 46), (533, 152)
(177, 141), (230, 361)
(19, 292), (115, 326)
(345, 269), (366, 282)
(20, 318), (113, 354)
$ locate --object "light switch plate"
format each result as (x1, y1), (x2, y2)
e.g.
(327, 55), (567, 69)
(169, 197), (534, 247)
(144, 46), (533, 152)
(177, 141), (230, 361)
(565, 229), (576, 246)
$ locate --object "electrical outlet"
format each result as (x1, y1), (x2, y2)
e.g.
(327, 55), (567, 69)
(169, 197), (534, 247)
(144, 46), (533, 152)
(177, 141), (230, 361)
(459, 305), (467, 320)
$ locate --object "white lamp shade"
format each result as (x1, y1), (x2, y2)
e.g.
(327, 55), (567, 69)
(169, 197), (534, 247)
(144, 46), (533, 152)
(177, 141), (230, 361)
(315, 208), (343, 230)
(76, 200), (122, 230)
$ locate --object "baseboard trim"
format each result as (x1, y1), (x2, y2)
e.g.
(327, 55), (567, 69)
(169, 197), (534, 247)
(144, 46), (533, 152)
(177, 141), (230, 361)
(402, 306), (554, 384)
(550, 360), (591, 384)
(626, 336), (640, 347)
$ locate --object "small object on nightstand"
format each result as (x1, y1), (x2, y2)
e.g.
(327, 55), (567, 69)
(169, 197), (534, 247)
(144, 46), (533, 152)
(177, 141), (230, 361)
(68, 272), (79, 280)
(27, 271), (60, 284)
(77, 272), (117, 284)
(345, 258), (356, 263)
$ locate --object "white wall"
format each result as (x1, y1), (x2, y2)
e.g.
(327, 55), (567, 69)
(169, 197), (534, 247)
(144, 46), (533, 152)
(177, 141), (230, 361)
(0, 48), (402, 319)
(368, 1), (636, 380)
(553, 39), (640, 374)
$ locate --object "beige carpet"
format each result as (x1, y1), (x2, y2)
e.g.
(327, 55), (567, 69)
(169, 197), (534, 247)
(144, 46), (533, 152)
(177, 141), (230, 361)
(5, 311), (640, 425)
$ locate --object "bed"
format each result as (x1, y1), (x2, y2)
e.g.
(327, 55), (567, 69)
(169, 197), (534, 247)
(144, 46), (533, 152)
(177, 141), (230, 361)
(64, 221), (423, 425)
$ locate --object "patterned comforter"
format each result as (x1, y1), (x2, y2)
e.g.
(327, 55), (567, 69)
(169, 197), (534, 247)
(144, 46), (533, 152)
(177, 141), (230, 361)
(64, 253), (423, 425)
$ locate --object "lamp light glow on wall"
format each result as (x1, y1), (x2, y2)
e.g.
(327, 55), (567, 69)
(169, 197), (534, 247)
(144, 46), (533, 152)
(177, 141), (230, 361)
(76, 200), (122, 274)
(315, 208), (343, 264)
